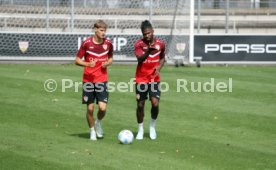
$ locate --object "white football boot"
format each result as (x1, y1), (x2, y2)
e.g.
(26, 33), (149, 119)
(136, 123), (144, 140)
(90, 128), (97, 141)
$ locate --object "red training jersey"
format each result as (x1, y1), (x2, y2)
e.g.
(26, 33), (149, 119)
(134, 38), (165, 83)
(77, 37), (113, 83)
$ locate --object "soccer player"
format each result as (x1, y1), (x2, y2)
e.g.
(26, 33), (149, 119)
(75, 20), (113, 141)
(134, 20), (166, 140)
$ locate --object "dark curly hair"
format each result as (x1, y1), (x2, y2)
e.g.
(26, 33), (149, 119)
(141, 20), (153, 32)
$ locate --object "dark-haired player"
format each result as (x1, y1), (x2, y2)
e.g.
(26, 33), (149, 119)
(134, 20), (166, 140)
(75, 20), (113, 141)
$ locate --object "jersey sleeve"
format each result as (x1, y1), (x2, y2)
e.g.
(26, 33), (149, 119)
(134, 42), (144, 57)
(108, 43), (113, 58)
(76, 41), (86, 58)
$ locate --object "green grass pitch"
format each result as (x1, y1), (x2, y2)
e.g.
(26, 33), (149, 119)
(0, 64), (275, 170)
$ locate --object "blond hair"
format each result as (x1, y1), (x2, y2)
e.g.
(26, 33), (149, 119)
(93, 20), (107, 29)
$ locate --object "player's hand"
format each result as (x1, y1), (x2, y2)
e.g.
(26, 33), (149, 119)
(102, 61), (109, 68)
(148, 45), (156, 52)
(153, 66), (161, 76)
(148, 46), (156, 52)
(87, 59), (97, 67)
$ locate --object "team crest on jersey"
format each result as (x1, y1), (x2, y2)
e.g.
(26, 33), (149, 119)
(83, 96), (88, 102)
(155, 45), (160, 51)
(18, 41), (29, 53)
(103, 44), (108, 50)
(176, 43), (186, 54)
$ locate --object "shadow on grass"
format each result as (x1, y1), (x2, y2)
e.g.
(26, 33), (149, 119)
(70, 133), (89, 139)
(70, 131), (150, 140)
(70, 133), (104, 140)
(133, 132), (150, 139)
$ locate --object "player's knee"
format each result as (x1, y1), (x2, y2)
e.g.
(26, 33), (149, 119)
(99, 105), (106, 112)
(151, 100), (159, 107)
(98, 102), (107, 112)
(87, 104), (94, 114)
(137, 101), (145, 108)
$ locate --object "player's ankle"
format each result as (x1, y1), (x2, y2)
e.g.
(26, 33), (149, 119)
(150, 119), (156, 128)
(95, 120), (103, 138)
(95, 118), (101, 124)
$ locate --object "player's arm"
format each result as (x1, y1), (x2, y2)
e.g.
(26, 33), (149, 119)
(153, 53), (165, 76)
(75, 42), (96, 67)
(102, 43), (113, 68)
(136, 50), (150, 63)
(154, 44), (166, 76)
(136, 46), (156, 63)
(157, 53), (165, 69)
(102, 58), (113, 68)
(75, 57), (96, 67)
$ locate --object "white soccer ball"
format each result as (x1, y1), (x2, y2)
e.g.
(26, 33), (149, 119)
(118, 130), (134, 144)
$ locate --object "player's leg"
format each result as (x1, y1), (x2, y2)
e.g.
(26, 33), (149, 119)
(135, 83), (148, 140)
(83, 82), (97, 140)
(136, 100), (145, 123)
(86, 103), (95, 128)
(97, 101), (106, 120)
(94, 82), (108, 138)
(150, 97), (159, 119)
(149, 82), (161, 140)
(86, 103), (97, 141)
(149, 97), (159, 140)
(136, 100), (145, 140)
(95, 101), (106, 138)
